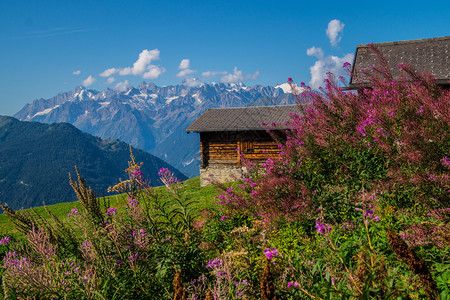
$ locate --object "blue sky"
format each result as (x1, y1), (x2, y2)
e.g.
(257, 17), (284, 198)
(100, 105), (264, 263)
(0, 0), (448, 116)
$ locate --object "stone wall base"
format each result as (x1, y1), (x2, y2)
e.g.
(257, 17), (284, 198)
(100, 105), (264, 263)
(200, 166), (245, 186)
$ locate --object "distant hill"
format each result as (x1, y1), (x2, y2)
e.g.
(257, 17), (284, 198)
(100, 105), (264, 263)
(14, 82), (300, 177)
(0, 116), (187, 210)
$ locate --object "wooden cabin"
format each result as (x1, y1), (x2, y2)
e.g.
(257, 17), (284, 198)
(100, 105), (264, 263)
(186, 105), (300, 186)
(348, 36), (449, 90)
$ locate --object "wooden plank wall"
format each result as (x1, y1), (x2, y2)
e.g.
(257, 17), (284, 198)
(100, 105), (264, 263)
(200, 131), (283, 167)
(241, 141), (280, 162)
(209, 142), (238, 165)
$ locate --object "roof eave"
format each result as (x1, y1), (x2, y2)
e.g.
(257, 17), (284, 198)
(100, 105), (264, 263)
(345, 79), (450, 91)
(186, 127), (290, 133)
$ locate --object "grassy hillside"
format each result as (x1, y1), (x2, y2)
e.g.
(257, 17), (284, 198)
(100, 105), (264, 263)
(0, 115), (187, 210)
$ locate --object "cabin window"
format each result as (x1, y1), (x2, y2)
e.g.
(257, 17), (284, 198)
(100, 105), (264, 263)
(240, 141), (254, 154)
(246, 141), (254, 153)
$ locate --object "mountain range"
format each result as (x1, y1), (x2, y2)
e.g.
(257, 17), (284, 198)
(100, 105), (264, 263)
(0, 116), (187, 210)
(14, 82), (298, 177)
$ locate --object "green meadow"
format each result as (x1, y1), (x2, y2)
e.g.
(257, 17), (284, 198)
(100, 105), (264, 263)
(0, 177), (219, 240)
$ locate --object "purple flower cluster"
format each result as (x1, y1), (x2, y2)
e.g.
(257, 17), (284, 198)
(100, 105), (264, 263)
(106, 207), (117, 217)
(364, 209), (374, 218)
(206, 258), (223, 269)
(263, 248), (279, 260)
(129, 253), (138, 263)
(3, 251), (29, 269)
(131, 168), (143, 180)
(158, 168), (170, 176)
(68, 208), (79, 218)
(81, 240), (91, 250)
(287, 281), (300, 288)
(441, 156), (450, 167)
(0, 236), (11, 245)
(158, 167), (181, 187)
(215, 185), (242, 206)
(364, 208), (380, 223)
(128, 198), (139, 207)
(357, 109), (377, 137)
(315, 220), (331, 235)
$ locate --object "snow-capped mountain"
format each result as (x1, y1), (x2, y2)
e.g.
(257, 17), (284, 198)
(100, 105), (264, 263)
(14, 82), (297, 177)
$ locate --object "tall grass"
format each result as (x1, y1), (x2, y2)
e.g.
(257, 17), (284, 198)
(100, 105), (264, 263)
(0, 177), (218, 240)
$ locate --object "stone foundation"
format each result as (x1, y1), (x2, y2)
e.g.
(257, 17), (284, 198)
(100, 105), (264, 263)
(199, 166), (245, 186)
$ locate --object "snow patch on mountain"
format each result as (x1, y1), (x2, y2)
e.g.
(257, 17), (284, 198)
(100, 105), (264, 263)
(165, 96), (179, 104)
(182, 157), (197, 167)
(73, 90), (83, 99)
(192, 93), (202, 104)
(31, 105), (60, 119)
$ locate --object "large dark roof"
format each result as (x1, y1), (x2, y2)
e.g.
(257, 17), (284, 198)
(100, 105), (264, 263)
(349, 36), (450, 88)
(186, 105), (301, 132)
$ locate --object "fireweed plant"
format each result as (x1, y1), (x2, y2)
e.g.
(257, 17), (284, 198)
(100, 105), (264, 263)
(0, 45), (448, 299)
(0, 150), (207, 299)
(212, 45), (449, 298)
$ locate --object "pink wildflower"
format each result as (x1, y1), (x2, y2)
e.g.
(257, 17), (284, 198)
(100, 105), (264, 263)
(264, 248), (279, 260)
(106, 207), (117, 217)
(0, 236), (11, 245)
(68, 208), (79, 218)
(206, 258), (223, 269)
(315, 220), (331, 234)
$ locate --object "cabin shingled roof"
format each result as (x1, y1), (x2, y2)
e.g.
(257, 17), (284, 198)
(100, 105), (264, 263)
(349, 36), (450, 88)
(186, 105), (301, 132)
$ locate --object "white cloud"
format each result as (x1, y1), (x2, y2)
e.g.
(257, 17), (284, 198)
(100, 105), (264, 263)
(99, 68), (118, 77)
(246, 70), (260, 80)
(326, 19), (345, 47)
(100, 49), (164, 80)
(176, 58), (196, 77)
(308, 53), (354, 89)
(82, 75), (96, 87)
(106, 77), (115, 84)
(306, 46), (324, 59)
(178, 59), (190, 70)
(202, 71), (227, 77)
(124, 49), (160, 75)
(118, 67), (132, 76)
(143, 66), (166, 79)
(114, 80), (129, 92)
(220, 67), (244, 83)
(220, 67), (260, 84)
(72, 70), (81, 75)
(177, 68), (196, 77)
(183, 78), (203, 87)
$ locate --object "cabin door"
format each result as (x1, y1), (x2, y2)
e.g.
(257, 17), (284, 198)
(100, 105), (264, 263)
(237, 141), (254, 164)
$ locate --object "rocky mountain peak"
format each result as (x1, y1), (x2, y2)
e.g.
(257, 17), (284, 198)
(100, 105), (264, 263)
(14, 82), (298, 177)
